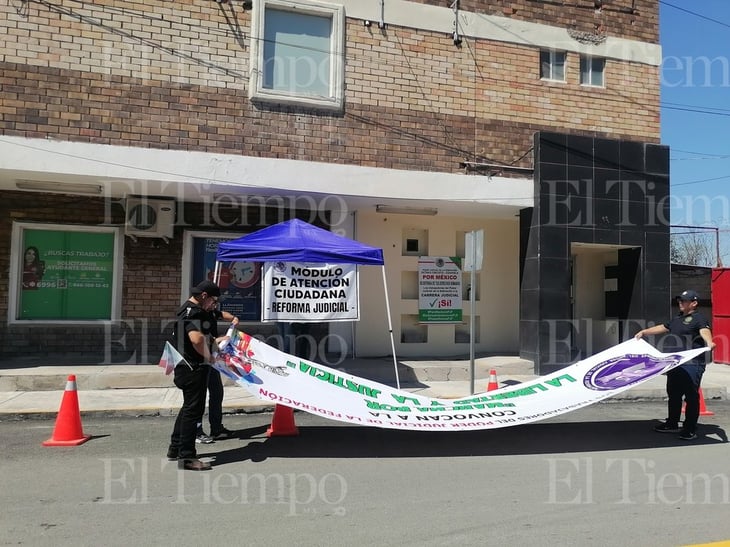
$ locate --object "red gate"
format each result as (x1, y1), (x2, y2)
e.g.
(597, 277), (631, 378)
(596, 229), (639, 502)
(711, 268), (730, 364)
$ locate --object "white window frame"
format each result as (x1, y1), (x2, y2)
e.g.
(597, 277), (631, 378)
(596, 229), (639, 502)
(249, 0), (345, 111)
(540, 49), (566, 82)
(9, 222), (124, 324)
(580, 55), (605, 87)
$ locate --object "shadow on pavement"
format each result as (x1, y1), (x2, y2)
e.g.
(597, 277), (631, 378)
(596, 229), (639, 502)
(207, 420), (728, 466)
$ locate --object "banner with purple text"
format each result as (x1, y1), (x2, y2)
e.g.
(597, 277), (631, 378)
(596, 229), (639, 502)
(211, 332), (708, 431)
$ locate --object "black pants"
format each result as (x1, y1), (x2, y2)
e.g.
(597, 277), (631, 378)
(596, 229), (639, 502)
(170, 364), (209, 459)
(666, 367), (700, 433)
(201, 369), (224, 435)
(277, 322), (312, 358)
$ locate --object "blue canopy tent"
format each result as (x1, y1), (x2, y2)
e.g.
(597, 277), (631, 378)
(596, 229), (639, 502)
(217, 218), (384, 265)
(215, 219), (401, 387)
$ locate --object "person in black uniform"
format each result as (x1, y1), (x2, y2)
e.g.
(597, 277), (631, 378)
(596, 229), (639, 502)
(196, 305), (239, 444)
(167, 280), (223, 470)
(635, 289), (715, 440)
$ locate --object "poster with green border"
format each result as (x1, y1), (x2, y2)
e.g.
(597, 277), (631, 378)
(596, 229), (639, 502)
(418, 256), (463, 323)
(19, 229), (115, 320)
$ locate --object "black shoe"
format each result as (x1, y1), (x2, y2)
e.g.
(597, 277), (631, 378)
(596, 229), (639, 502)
(211, 427), (234, 440)
(679, 431), (697, 441)
(166, 447), (178, 460)
(654, 423), (681, 433)
(178, 458), (212, 471)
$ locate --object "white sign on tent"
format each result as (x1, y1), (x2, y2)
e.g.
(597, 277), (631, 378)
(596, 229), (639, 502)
(262, 261), (359, 322)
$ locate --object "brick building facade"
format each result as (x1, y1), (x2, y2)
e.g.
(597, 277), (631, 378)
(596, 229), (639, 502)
(0, 0), (666, 370)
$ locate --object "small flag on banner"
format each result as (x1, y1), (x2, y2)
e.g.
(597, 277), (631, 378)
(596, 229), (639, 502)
(158, 342), (187, 375)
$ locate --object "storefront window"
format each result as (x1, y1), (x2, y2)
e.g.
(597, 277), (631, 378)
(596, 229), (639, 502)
(188, 235), (262, 322)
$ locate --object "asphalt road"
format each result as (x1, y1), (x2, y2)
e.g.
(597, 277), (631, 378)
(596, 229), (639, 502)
(2, 401), (730, 547)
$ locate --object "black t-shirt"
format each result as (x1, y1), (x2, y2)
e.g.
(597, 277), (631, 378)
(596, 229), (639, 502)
(172, 301), (219, 365)
(661, 311), (711, 374)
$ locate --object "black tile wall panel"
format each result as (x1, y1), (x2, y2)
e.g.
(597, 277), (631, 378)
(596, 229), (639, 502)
(593, 168), (621, 201)
(526, 132), (671, 373)
(538, 163), (569, 195)
(595, 228), (620, 245)
(647, 173), (670, 194)
(538, 257), (572, 293)
(595, 138), (621, 169)
(644, 261), (671, 292)
(594, 198), (621, 229)
(645, 144), (670, 175)
(619, 140), (645, 171)
(645, 232), (670, 263)
(622, 199), (647, 229)
(538, 193), (569, 226)
(520, 288), (540, 321)
(567, 134), (594, 167)
(644, 290), (672, 326)
(537, 132), (568, 165)
(646, 199), (671, 232)
(619, 229), (644, 247)
(568, 227), (594, 245)
(621, 172), (650, 202)
(538, 288), (572, 319)
(539, 225), (568, 259)
(521, 258), (540, 293)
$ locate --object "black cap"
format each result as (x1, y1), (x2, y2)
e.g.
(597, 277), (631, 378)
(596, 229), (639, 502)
(677, 289), (699, 302)
(191, 280), (221, 297)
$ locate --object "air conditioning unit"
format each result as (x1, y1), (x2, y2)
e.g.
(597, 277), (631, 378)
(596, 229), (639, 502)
(124, 197), (176, 239)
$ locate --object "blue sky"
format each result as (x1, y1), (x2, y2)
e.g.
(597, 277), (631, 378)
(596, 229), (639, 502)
(660, 1), (730, 261)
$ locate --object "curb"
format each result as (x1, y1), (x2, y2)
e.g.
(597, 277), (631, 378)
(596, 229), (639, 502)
(0, 405), (277, 420)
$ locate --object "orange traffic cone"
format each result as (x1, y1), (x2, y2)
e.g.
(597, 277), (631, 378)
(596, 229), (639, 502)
(266, 404), (299, 437)
(42, 375), (91, 446)
(487, 369), (499, 392)
(682, 388), (715, 417)
(698, 388), (715, 416)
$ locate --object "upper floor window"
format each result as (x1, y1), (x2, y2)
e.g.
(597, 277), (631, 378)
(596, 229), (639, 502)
(580, 55), (605, 87)
(250, 0), (345, 111)
(540, 50), (566, 82)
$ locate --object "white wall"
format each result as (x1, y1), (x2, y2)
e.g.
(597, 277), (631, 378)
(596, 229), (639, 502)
(573, 250), (619, 356)
(353, 212), (520, 357)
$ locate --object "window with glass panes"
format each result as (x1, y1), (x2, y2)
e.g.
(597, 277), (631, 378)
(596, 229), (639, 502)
(540, 50), (566, 81)
(580, 55), (605, 86)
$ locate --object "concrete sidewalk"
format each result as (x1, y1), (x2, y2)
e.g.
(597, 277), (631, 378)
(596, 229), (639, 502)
(1, 355), (728, 417)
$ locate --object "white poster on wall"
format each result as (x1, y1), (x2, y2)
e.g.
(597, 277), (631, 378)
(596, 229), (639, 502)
(418, 256), (463, 323)
(262, 261), (359, 322)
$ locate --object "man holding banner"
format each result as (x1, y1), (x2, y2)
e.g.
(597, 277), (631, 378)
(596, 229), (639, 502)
(196, 305), (239, 444)
(167, 280), (223, 471)
(635, 289), (715, 441)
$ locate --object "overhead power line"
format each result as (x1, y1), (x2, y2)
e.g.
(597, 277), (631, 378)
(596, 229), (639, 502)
(660, 1), (730, 30)
(662, 102), (730, 116)
(673, 174), (730, 187)
(672, 149), (730, 159)
(662, 104), (730, 118)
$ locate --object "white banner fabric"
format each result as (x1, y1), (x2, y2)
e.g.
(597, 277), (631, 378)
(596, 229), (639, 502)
(210, 333), (708, 432)
(262, 262), (359, 322)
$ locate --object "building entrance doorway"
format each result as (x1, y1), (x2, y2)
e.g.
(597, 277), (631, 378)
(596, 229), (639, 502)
(570, 243), (641, 359)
